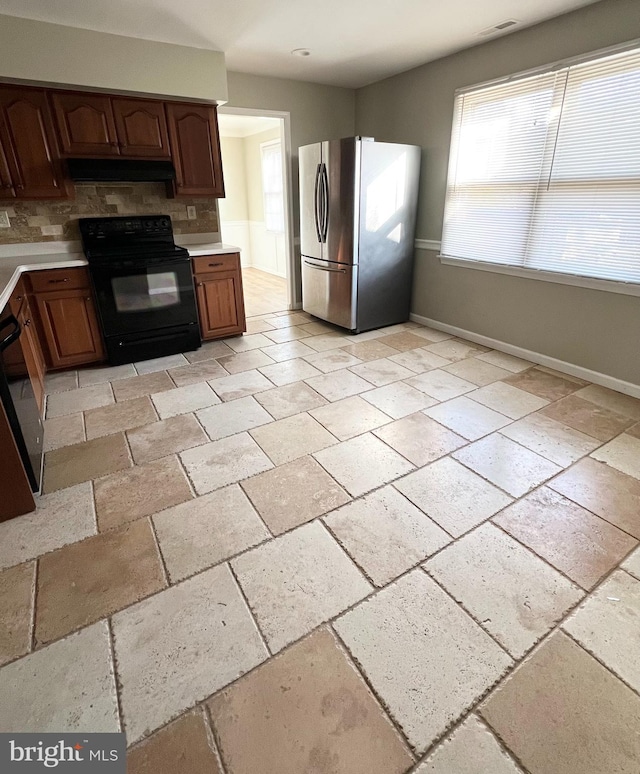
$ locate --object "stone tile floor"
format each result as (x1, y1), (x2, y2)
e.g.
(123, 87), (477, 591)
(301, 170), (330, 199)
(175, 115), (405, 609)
(1, 309), (640, 773)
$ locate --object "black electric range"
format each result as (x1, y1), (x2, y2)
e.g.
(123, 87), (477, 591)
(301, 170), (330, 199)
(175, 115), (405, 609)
(79, 215), (201, 366)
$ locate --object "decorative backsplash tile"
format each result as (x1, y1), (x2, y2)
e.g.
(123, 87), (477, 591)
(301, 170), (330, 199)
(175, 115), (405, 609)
(0, 183), (219, 244)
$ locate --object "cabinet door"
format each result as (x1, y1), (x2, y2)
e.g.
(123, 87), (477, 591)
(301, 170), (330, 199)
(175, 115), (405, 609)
(51, 92), (119, 157)
(0, 86), (68, 200)
(35, 289), (105, 369)
(0, 134), (15, 199)
(166, 103), (225, 197)
(18, 299), (46, 415)
(195, 270), (246, 339)
(112, 98), (170, 158)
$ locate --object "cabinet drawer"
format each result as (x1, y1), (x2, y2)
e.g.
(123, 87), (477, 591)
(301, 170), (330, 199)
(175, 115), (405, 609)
(192, 253), (239, 275)
(28, 267), (91, 293)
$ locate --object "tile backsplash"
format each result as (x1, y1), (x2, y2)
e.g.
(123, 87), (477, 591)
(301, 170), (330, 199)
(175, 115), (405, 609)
(0, 183), (219, 244)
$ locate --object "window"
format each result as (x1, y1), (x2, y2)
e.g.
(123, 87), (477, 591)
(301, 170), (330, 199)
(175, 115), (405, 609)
(261, 139), (285, 233)
(441, 44), (640, 287)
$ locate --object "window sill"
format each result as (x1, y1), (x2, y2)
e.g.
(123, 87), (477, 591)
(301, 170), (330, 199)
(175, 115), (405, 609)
(438, 256), (640, 298)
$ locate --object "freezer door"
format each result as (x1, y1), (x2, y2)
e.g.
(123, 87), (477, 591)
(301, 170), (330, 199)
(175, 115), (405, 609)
(323, 138), (357, 265)
(301, 257), (357, 330)
(299, 142), (323, 261)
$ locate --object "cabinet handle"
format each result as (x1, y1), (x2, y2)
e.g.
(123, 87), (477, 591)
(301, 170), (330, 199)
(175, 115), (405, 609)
(48, 278), (70, 284)
(24, 319), (31, 327)
(208, 262), (223, 267)
(85, 297), (91, 301)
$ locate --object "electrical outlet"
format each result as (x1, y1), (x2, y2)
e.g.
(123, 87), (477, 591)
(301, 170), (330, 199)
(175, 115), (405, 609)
(186, 206), (197, 220)
(0, 211), (10, 228)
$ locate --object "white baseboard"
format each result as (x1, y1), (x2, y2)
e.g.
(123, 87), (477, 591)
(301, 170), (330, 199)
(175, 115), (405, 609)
(410, 313), (640, 399)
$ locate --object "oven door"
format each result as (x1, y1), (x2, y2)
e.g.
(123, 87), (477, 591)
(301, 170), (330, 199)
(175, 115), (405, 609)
(90, 258), (198, 337)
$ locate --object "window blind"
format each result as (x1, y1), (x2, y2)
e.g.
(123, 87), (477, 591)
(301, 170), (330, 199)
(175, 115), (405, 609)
(441, 45), (640, 285)
(261, 140), (285, 233)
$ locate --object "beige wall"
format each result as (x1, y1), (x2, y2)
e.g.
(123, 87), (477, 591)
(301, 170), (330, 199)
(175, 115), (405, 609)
(243, 127), (282, 222)
(355, 0), (640, 385)
(0, 14), (227, 102)
(218, 137), (249, 223)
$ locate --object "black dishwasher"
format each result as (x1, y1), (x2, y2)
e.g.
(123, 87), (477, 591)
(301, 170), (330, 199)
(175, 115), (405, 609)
(0, 314), (43, 492)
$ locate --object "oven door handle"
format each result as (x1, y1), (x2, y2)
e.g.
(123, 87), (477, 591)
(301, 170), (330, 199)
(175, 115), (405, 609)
(0, 314), (21, 352)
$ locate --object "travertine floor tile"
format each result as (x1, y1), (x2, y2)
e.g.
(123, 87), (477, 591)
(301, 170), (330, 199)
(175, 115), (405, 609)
(43, 413), (85, 451)
(134, 353), (188, 374)
(362, 381), (437, 419)
(254, 381), (327, 419)
(78, 363), (136, 387)
(494, 487), (636, 589)
(334, 571), (511, 753)
(388, 348), (451, 374)
(304, 332), (351, 351)
(539, 394), (634, 441)
(0, 483), (95, 570)
(500, 413), (599, 466)
(453, 434), (561, 497)
(232, 521), (372, 652)
(408, 325), (452, 343)
(575, 384), (640, 420)
(564, 570), (640, 692)
(127, 710), (223, 774)
(415, 715), (523, 774)
(209, 369), (273, 401)
(443, 358), (511, 386)
(209, 628), (412, 774)
(258, 358), (322, 385)
(475, 351), (533, 372)
(591, 433), (640, 480)
(242, 456), (350, 535)
(480, 631), (640, 774)
(340, 339), (400, 362)
(85, 396), (157, 439)
(426, 523), (582, 657)
(394, 457), (512, 538)
(43, 433), (131, 493)
(225, 332), (273, 352)
(303, 349), (362, 372)
(44, 370), (78, 394)
(406, 369), (476, 401)
(424, 339), (488, 361)
(469, 382), (549, 419)
(305, 369), (373, 401)
(0, 622), (119, 732)
(36, 519), (165, 645)
(46, 382), (113, 418)
(350, 358), (414, 387)
(269, 312), (310, 329)
(325, 486), (450, 585)
(310, 395), (390, 440)
(216, 349), (275, 374)
(167, 359), (227, 387)
(94, 456), (193, 531)
(549, 458), (640, 538)
(503, 367), (583, 401)
(127, 414), (207, 465)
(112, 371), (175, 402)
(424, 396), (510, 441)
(380, 331), (430, 351)
(314, 433), (414, 497)
(180, 432), (273, 494)
(151, 382), (220, 419)
(374, 413), (466, 466)
(112, 564), (268, 743)
(262, 325), (309, 342)
(197, 395), (273, 440)
(261, 340), (316, 362)
(298, 321), (336, 336)
(623, 547), (640, 579)
(251, 413), (337, 465)
(0, 561), (34, 666)
(184, 339), (233, 363)
(153, 485), (269, 582)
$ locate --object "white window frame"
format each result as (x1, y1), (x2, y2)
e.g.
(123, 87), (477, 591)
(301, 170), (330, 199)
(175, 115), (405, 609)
(260, 138), (285, 234)
(438, 38), (640, 298)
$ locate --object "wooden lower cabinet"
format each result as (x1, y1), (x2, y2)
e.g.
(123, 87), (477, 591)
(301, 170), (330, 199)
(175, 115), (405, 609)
(193, 253), (246, 340)
(17, 297), (46, 414)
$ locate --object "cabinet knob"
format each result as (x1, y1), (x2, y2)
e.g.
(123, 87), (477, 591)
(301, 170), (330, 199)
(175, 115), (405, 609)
(197, 282), (203, 287)
(24, 319), (31, 326)
(49, 278), (69, 284)
(15, 183), (24, 190)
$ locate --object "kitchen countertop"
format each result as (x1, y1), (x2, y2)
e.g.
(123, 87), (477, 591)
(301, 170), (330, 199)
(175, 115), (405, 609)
(0, 241), (241, 310)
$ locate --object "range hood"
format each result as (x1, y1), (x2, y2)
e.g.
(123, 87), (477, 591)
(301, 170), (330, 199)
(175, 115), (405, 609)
(67, 158), (176, 183)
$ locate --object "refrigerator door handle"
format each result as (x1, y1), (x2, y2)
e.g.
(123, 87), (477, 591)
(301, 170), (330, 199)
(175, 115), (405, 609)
(313, 164), (322, 243)
(303, 260), (346, 274)
(321, 163), (329, 243)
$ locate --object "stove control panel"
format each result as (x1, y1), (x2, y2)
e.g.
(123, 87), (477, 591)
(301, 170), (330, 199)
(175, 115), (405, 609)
(79, 215), (175, 251)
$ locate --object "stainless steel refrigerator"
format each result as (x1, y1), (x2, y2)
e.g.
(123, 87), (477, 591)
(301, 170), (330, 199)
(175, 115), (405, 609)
(299, 136), (420, 333)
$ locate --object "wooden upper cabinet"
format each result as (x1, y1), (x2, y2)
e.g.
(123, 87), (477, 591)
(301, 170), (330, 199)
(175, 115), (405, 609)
(166, 102), (225, 197)
(0, 86), (68, 200)
(51, 92), (119, 157)
(112, 98), (170, 158)
(0, 135), (14, 198)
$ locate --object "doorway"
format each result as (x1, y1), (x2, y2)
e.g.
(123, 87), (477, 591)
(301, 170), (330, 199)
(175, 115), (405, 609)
(217, 108), (295, 316)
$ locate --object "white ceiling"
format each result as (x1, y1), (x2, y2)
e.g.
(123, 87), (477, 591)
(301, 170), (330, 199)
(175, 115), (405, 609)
(218, 114), (281, 138)
(0, 0), (601, 88)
